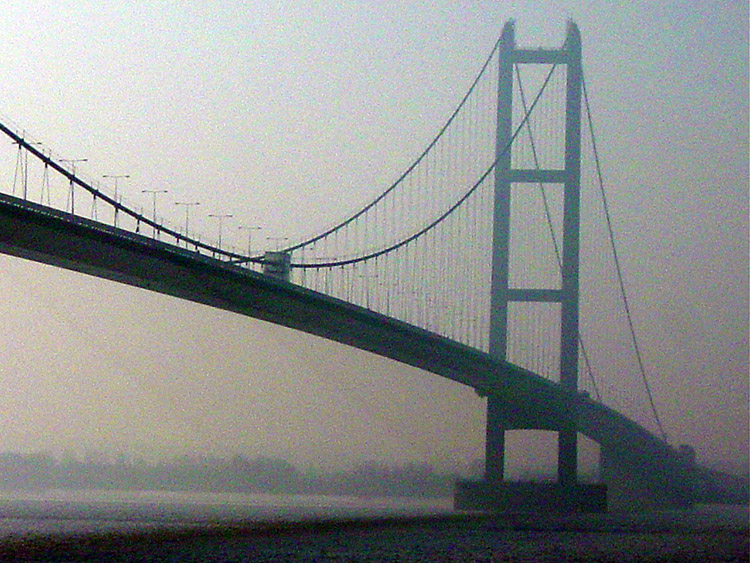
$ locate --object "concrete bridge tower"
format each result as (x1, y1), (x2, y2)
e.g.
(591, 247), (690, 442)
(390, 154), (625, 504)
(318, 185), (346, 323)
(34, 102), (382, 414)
(457, 20), (607, 512)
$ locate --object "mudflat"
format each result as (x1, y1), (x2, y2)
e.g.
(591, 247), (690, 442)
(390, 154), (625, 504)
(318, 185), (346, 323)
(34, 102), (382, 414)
(1, 507), (748, 562)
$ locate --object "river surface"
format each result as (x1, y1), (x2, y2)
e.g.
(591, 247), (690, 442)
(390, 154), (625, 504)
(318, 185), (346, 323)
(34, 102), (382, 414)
(0, 488), (453, 538)
(0, 490), (746, 561)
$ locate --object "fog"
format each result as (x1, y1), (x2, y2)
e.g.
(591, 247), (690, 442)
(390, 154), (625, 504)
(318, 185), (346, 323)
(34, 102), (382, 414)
(0, 2), (746, 477)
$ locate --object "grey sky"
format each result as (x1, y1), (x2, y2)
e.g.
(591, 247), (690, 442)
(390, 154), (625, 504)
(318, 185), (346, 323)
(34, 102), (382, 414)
(0, 2), (746, 474)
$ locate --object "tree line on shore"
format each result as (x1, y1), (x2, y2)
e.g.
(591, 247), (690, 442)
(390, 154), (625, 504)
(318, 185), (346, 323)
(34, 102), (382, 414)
(0, 452), (464, 498)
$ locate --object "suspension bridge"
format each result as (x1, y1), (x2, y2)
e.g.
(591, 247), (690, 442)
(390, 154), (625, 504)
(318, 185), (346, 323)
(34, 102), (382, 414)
(0, 22), (744, 511)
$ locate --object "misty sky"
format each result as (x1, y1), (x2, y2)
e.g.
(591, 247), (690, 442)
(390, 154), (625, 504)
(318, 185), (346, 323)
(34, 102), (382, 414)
(0, 2), (747, 475)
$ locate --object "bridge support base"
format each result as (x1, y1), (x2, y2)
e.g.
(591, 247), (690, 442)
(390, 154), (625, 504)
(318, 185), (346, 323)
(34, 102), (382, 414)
(454, 480), (607, 513)
(600, 448), (694, 511)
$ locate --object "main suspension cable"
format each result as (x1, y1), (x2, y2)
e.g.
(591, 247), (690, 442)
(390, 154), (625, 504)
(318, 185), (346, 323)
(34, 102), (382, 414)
(282, 33), (506, 255)
(0, 120), (258, 265)
(291, 59), (561, 269)
(582, 75), (668, 443)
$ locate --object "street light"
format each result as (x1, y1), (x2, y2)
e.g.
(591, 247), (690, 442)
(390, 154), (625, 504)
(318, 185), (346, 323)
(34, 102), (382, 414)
(175, 201), (200, 238)
(103, 174), (129, 227)
(208, 213), (233, 248)
(237, 225), (262, 255)
(60, 158), (88, 174)
(20, 141), (42, 200)
(141, 189), (168, 238)
(265, 236), (289, 251)
(60, 158), (88, 214)
(102, 174), (130, 202)
(141, 189), (168, 222)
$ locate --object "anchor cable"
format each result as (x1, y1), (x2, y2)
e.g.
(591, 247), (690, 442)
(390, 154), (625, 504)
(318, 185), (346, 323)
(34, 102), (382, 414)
(582, 74), (668, 443)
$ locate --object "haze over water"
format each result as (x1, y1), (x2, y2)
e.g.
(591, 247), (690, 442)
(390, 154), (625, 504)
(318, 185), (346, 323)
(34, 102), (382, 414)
(0, 1), (746, 485)
(0, 490), (747, 561)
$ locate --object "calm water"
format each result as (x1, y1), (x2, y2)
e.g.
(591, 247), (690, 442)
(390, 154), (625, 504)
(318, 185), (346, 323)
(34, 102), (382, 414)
(0, 490), (746, 562)
(0, 489), (454, 539)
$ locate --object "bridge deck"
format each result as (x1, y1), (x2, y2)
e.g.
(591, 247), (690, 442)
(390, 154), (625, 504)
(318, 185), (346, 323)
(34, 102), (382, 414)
(0, 193), (725, 506)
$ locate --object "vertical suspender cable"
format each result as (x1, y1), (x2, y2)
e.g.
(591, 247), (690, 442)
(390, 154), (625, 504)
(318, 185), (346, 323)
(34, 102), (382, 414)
(516, 66), (602, 400)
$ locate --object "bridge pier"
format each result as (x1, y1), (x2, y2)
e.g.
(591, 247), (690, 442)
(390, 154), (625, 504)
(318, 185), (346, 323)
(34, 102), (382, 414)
(484, 396), (506, 483)
(558, 427), (578, 486)
(485, 397), (582, 488)
(459, 390), (607, 513)
(600, 445), (694, 511)
(459, 441), (699, 513)
(454, 480), (607, 513)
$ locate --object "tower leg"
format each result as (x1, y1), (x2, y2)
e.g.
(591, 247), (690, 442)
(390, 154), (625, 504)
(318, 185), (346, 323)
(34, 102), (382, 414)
(454, 20), (604, 513)
(485, 395), (505, 483)
(558, 428), (578, 485)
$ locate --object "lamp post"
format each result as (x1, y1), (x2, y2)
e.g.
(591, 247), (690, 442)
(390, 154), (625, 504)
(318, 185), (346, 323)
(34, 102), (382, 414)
(238, 225), (262, 255)
(103, 174), (129, 227)
(103, 174), (129, 203)
(208, 213), (233, 248)
(265, 236), (289, 251)
(21, 141), (43, 200)
(141, 189), (168, 238)
(60, 158), (88, 175)
(175, 201), (200, 239)
(60, 158), (88, 214)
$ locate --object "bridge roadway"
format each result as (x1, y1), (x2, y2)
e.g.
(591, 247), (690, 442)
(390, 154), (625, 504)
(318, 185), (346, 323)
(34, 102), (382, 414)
(0, 193), (737, 508)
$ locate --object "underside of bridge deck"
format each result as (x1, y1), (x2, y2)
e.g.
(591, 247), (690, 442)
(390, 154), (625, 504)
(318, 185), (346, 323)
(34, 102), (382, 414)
(0, 193), (715, 512)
